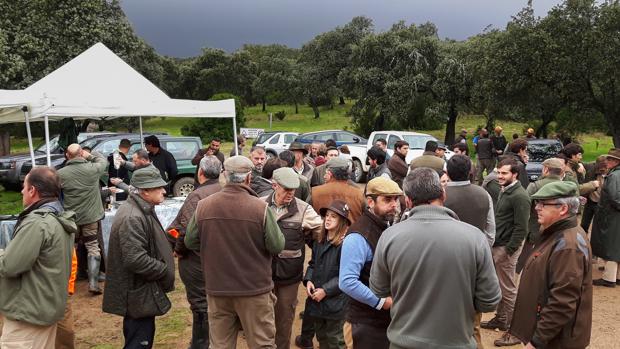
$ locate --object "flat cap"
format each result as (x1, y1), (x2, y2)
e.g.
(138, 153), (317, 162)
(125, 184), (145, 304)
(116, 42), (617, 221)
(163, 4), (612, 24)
(366, 177), (403, 196)
(130, 167), (167, 189)
(531, 181), (579, 200)
(326, 157), (350, 169)
(224, 155), (254, 174)
(272, 167), (300, 189)
(542, 158), (564, 170)
(437, 143), (447, 150)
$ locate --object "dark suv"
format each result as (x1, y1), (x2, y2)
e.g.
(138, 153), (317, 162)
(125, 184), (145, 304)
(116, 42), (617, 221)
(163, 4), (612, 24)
(0, 132), (115, 190)
(20, 134), (202, 197)
(526, 139), (564, 182)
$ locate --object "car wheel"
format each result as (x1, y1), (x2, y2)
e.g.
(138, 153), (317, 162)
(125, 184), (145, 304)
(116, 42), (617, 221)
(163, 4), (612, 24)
(172, 177), (195, 197)
(352, 159), (365, 183)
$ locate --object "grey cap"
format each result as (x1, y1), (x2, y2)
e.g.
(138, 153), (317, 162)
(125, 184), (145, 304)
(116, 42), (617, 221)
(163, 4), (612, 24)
(326, 157), (350, 169)
(272, 167), (300, 189)
(224, 155), (254, 174)
(130, 167), (167, 189)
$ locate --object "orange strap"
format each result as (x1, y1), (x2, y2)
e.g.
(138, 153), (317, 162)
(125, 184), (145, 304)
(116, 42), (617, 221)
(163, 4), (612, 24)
(167, 228), (179, 239)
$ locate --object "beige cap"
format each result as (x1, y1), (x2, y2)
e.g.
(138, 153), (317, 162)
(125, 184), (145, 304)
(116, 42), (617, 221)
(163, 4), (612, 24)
(542, 158), (564, 170)
(326, 157), (350, 169)
(224, 155), (254, 174)
(366, 177), (403, 196)
(272, 167), (300, 189)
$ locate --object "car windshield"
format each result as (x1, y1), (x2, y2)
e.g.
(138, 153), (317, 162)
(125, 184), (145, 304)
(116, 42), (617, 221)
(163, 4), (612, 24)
(256, 133), (274, 144)
(79, 137), (102, 150)
(403, 135), (436, 149)
(527, 142), (563, 162)
(35, 136), (59, 152)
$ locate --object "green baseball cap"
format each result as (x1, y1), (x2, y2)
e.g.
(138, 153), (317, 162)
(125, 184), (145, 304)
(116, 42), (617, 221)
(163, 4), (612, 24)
(130, 167), (167, 189)
(272, 167), (300, 189)
(531, 181), (579, 200)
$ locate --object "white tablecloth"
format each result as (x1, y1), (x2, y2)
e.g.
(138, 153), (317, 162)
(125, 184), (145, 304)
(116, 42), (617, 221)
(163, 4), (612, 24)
(101, 198), (185, 257)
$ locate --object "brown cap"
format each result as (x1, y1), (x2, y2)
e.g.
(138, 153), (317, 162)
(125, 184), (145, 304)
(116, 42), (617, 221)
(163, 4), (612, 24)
(224, 155), (254, 174)
(319, 200), (351, 225)
(366, 177), (403, 196)
(542, 158), (564, 170)
(605, 148), (620, 161)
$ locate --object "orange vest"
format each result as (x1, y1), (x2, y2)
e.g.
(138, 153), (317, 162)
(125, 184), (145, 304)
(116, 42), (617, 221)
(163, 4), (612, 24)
(68, 248), (77, 295)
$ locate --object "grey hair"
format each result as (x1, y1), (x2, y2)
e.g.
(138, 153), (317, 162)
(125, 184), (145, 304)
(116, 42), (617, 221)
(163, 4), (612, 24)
(134, 149), (150, 161)
(403, 168), (444, 205)
(556, 196), (580, 215)
(199, 155), (222, 179)
(226, 171), (251, 184)
(328, 166), (350, 181)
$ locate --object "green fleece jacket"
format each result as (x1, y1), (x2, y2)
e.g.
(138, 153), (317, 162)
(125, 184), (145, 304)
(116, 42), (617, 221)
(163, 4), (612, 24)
(0, 200), (77, 326)
(494, 181), (531, 255)
(58, 151), (107, 225)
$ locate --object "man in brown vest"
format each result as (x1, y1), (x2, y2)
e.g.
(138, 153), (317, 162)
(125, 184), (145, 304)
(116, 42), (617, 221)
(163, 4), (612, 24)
(443, 154), (495, 349)
(339, 177), (402, 349)
(263, 168), (322, 349)
(184, 156), (285, 349)
(311, 157), (365, 224)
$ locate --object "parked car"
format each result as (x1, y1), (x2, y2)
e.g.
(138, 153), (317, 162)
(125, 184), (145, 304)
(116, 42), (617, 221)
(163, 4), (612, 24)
(0, 132), (115, 189)
(254, 132), (298, 159)
(252, 131), (279, 147)
(368, 131), (455, 164)
(20, 133), (201, 197)
(295, 130), (369, 182)
(525, 139), (563, 182)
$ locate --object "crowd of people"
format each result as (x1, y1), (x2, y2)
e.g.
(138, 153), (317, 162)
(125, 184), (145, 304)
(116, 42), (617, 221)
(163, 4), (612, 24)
(0, 130), (618, 349)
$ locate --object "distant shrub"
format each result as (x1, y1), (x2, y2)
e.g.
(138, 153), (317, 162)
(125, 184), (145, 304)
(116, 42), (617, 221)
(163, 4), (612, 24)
(275, 110), (286, 121)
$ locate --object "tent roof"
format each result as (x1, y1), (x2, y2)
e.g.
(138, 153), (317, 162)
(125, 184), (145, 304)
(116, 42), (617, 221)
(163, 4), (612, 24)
(0, 43), (235, 124)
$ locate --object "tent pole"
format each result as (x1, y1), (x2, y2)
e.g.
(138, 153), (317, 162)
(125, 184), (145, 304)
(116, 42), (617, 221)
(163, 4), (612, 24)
(139, 116), (144, 148)
(232, 115), (238, 156)
(44, 115), (51, 166)
(23, 107), (36, 168)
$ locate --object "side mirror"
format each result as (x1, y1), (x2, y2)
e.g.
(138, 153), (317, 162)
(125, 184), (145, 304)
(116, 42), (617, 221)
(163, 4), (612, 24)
(353, 137), (360, 143)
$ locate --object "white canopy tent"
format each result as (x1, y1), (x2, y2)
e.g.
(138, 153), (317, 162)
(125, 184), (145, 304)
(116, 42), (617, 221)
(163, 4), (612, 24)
(0, 43), (237, 166)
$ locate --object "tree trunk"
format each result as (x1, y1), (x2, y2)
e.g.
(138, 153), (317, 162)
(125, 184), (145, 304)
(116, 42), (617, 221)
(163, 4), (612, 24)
(605, 110), (620, 147)
(80, 119), (91, 132)
(311, 96), (320, 119)
(537, 116), (554, 139)
(295, 102), (298, 114)
(0, 131), (9, 156)
(262, 99), (266, 112)
(374, 113), (386, 132)
(339, 96), (345, 105)
(485, 113), (495, 131)
(444, 103), (458, 146)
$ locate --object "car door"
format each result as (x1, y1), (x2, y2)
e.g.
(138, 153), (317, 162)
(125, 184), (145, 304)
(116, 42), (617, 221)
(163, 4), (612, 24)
(162, 139), (200, 177)
(386, 134), (401, 157)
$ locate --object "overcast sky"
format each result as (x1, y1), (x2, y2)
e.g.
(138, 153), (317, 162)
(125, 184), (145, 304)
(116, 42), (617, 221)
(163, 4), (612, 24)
(120, 0), (562, 57)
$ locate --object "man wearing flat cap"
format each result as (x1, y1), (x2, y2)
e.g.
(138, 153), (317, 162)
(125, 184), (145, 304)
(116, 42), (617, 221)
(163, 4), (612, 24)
(184, 156), (285, 349)
(263, 167), (322, 349)
(103, 167), (175, 348)
(510, 181), (592, 349)
(339, 177), (403, 349)
(517, 158), (572, 273)
(311, 157), (365, 224)
(591, 148), (620, 287)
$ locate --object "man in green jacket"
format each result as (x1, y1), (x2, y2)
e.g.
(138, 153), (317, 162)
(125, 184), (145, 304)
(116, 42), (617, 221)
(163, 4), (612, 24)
(58, 143), (107, 295)
(482, 157), (531, 347)
(0, 167), (76, 348)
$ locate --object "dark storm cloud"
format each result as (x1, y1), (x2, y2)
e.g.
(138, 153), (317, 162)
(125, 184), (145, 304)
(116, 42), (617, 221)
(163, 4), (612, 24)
(120, 0), (562, 57)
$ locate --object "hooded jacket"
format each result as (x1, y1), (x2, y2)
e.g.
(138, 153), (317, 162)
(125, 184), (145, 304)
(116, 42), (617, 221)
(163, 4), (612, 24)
(0, 199), (76, 326)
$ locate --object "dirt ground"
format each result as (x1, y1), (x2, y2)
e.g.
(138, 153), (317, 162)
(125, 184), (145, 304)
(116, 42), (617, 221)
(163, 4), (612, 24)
(1, 260), (619, 348)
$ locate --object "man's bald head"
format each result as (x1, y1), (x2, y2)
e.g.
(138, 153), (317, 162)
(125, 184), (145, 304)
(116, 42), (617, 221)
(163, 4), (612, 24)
(66, 144), (82, 159)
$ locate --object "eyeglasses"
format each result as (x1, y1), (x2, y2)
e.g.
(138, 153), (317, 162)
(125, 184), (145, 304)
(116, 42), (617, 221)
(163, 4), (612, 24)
(534, 201), (562, 208)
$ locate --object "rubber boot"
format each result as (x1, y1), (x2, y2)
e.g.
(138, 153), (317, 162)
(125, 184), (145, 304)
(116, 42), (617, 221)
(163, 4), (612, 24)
(87, 255), (103, 295)
(189, 311), (209, 349)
